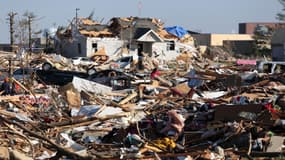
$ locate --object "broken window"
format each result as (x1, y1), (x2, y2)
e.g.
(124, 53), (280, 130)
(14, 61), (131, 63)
(263, 64), (272, 73)
(166, 41), (175, 51)
(78, 43), (82, 54)
(274, 64), (285, 73)
(92, 43), (98, 53)
(281, 65), (285, 73)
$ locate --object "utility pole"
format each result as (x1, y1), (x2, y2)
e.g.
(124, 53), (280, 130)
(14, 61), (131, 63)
(75, 8), (80, 28)
(45, 31), (49, 50)
(23, 11), (36, 52)
(8, 12), (17, 51)
(27, 15), (33, 51)
(138, 1), (142, 17)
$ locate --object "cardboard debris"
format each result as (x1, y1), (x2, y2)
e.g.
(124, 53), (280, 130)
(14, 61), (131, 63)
(60, 83), (81, 109)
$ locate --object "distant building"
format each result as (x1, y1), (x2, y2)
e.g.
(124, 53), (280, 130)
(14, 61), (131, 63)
(192, 34), (254, 55)
(239, 22), (285, 34)
(271, 29), (285, 61)
(0, 44), (18, 52)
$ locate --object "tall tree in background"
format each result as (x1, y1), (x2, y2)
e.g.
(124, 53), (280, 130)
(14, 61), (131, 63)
(277, 0), (285, 21)
(14, 11), (41, 50)
(251, 0), (285, 57)
(252, 25), (273, 57)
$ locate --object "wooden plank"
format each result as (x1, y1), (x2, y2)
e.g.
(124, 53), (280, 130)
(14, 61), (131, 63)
(119, 91), (137, 105)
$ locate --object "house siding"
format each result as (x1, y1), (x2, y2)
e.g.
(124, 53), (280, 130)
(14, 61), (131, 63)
(153, 42), (185, 61)
(86, 38), (124, 57)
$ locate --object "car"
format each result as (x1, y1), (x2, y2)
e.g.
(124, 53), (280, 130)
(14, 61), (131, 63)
(112, 56), (133, 69)
(71, 57), (96, 66)
(257, 61), (285, 74)
(13, 68), (35, 81)
(36, 69), (89, 86)
(35, 68), (134, 90)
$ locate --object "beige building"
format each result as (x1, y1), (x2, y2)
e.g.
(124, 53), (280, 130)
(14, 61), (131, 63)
(211, 34), (253, 46)
(192, 34), (254, 55)
(192, 34), (253, 46)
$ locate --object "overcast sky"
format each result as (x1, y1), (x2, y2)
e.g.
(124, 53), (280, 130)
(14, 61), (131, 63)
(0, 0), (282, 43)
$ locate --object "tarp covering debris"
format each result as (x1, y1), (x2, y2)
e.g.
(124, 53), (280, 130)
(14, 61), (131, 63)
(165, 26), (189, 38)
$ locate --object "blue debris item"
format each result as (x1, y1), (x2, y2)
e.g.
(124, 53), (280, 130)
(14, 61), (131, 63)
(164, 26), (188, 38)
(187, 69), (204, 88)
(77, 105), (100, 118)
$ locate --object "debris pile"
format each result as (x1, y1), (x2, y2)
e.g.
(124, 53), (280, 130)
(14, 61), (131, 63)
(0, 17), (284, 158)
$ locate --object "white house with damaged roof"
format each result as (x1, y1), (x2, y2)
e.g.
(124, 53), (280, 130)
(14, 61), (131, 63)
(109, 17), (197, 60)
(55, 17), (124, 58)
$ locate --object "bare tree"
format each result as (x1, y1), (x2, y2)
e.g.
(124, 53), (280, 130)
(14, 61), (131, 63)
(14, 18), (29, 47)
(14, 11), (42, 51)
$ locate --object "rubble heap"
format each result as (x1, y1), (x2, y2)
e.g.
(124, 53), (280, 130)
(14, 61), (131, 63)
(0, 46), (284, 160)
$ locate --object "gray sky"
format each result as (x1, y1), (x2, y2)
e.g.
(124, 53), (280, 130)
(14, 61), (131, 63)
(0, 0), (282, 43)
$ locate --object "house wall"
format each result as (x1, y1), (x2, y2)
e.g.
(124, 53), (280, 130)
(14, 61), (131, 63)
(191, 34), (211, 46)
(86, 37), (124, 57)
(272, 44), (285, 61)
(210, 34), (253, 46)
(223, 40), (255, 55)
(61, 36), (87, 58)
(153, 42), (184, 61)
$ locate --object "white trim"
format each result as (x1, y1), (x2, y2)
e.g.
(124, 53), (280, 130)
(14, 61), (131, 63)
(137, 30), (164, 42)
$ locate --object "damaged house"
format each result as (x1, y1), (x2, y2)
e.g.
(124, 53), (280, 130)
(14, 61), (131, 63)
(109, 17), (197, 61)
(56, 16), (197, 61)
(55, 18), (124, 58)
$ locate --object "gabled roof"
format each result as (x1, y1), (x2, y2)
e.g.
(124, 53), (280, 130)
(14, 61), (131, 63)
(133, 28), (150, 39)
(272, 28), (285, 45)
(134, 28), (164, 42)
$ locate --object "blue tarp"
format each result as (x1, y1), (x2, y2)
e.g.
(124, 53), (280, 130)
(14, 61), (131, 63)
(164, 26), (188, 38)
